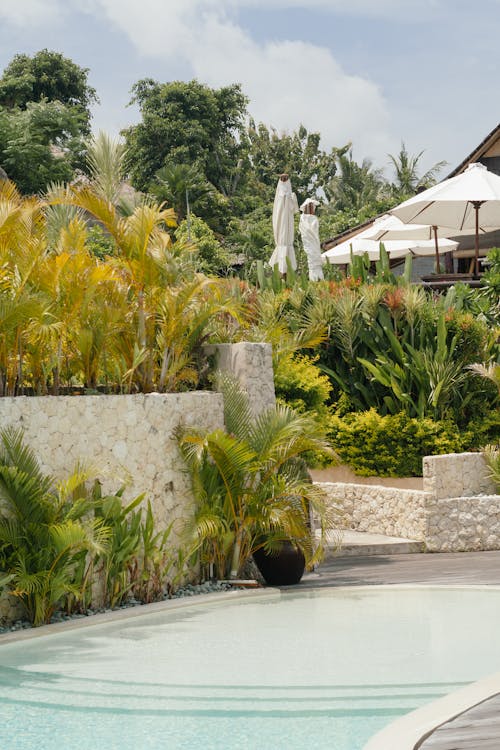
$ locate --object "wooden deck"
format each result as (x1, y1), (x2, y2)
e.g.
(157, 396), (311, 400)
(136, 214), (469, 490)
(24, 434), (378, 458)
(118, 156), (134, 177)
(300, 549), (500, 589)
(419, 693), (500, 749)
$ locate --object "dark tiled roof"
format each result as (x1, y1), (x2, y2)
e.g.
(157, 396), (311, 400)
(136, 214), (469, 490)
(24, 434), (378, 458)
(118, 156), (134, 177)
(445, 122), (500, 178)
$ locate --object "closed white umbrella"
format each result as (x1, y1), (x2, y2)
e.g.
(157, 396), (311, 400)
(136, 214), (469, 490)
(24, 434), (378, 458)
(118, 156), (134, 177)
(323, 236), (458, 265)
(269, 175), (299, 274)
(390, 162), (500, 275)
(299, 198), (324, 281)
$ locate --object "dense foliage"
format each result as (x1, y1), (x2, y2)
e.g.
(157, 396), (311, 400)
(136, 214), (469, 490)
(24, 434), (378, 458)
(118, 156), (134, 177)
(178, 377), (335, 579)
(0, 49), (98, 130)
(0, 50), (97, 192)
(0, 429), (184, 625)
(0, 180), (244, 395)
(229, 276), (500, 475)
(0, 49), (498, 484)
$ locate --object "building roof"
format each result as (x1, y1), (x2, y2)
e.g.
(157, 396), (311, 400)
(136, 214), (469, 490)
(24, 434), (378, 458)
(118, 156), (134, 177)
(446, 122), (500, 178)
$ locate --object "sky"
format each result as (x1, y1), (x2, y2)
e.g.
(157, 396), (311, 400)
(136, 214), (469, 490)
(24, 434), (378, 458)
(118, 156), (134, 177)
(0, 0), (499, 179)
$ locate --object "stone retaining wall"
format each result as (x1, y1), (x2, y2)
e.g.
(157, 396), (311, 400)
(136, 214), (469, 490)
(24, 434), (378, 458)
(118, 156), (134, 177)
(203, 342), (276, 418)
(320, 483), (428, 542)
(0, 392), (224, 534)
(318, 452), (500, 552)
(0, 342), (273, 624)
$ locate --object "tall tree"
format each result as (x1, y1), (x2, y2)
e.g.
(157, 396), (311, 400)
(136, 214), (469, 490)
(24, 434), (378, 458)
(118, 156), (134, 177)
(388, 142), (447, 200)
(245, 120), (339, 206)
(123, 79), (248, 195)
(0, 50), (99, 193)
(325, 146), (386, 213)
(0, 49), (98, 134)
(319, 147), (395, 238)
(0, 100), (86, 194)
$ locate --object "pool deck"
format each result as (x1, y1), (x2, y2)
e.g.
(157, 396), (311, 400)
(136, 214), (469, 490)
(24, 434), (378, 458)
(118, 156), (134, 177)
(301, 549), (500, 588)
(297, 550), (500, 750)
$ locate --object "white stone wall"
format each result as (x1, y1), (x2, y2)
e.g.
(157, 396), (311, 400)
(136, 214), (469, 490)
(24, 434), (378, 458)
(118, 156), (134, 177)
(203, 342), (276, 417)
(0, 392), (224, 534)
(425, 495), (500, 552)
(423, 452), (496, 499)
(0, 341), (277, 624)
(318, 452), (500, 551)
(320, 482), (429, 541)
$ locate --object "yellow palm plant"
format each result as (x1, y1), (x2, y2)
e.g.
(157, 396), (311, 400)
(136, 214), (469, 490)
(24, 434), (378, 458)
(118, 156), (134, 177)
(33, 239), (125, 392)
(0, 182), (51, 394)
(50, 188), (178, 391)
(155, 275), (245, 392)
(178, 377), (336, 580)
(50, 186), (246, 393)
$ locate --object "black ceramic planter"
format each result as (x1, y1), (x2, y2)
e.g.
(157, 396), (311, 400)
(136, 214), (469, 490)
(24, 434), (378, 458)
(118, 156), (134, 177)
(253, 541), (306, 586)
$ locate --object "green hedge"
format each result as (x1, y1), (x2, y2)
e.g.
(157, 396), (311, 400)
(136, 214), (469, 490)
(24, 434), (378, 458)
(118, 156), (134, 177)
(328, 409), (464, 477)
(274, 353), (332, 414)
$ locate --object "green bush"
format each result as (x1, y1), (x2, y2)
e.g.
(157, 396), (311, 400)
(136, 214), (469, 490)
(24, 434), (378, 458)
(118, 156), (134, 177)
(175, 214), (233, 275)
(274, 354), (332, 413)
(460, 409), (500, 451)
(328, 409), (464, 477)
(274, 354), (334, 467)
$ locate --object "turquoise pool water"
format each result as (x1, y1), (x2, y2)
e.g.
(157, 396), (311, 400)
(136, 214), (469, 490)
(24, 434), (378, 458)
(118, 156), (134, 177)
(0, 586), (499, 750)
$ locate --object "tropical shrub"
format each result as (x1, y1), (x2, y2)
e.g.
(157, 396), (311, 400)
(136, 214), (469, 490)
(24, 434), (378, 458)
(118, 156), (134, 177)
(175, 214), (234, 275)
(314, 283), (498, 426)
(93, 485), (184, 608)
(482, 247), (500, 300)
(274, 354), (332, 414)
(328, 410), (464, 477)
(0, 428), (109, 625)
(178, 377), (336, 580)
(0, 429), (187, 624)
(274, 353), (334, 467)
(484, 446), (500, 491)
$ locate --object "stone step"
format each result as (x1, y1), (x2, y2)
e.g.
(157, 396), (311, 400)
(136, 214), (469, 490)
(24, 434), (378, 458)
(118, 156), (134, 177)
(320, 529), (422, 558)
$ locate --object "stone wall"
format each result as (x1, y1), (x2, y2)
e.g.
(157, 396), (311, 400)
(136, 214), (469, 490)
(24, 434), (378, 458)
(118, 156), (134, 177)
(0, 341), (274, 624)
(318, 452), (500, 552)
(0, 392), (224, 534)
(423, 452), (496, 499)
(320, 482), (428, 542)
(203, 342), (276, 417)
(423, 452), (500, 552)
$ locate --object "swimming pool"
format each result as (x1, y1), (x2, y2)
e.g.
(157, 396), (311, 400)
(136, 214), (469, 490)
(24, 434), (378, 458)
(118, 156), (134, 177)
(0, 586), (499, 750)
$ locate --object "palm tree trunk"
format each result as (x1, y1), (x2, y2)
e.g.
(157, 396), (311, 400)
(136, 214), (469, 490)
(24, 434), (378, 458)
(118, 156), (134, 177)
(229, 537), (242, 579)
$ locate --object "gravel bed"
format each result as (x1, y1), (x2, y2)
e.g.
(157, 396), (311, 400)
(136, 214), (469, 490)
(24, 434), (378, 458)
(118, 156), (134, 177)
(0, 580), (239, 634)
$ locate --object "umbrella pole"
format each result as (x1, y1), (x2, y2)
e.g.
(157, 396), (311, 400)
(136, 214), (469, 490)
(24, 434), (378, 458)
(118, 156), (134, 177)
(472, 201), (482, 277)
(433, 225), (440, 274)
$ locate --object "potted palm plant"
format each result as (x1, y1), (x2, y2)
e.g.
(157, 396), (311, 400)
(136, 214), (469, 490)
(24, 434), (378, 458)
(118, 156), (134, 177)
(177, 377), (336, 584)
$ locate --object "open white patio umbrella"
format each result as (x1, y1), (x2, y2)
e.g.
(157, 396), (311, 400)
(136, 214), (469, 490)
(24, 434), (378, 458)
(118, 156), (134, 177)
(323, 236), (458, 265)
(269, 174), (299, 274)
(390, 162), (500, 275)
(362, 214), (461, 273)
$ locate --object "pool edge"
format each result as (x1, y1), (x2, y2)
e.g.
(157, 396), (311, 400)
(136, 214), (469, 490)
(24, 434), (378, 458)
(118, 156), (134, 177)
(0, 587), (282, 645)
(362, 670), (500, 750)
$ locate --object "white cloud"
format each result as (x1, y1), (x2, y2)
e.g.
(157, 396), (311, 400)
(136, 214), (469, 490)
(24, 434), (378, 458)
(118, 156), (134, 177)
(78, 0), (393, 161)
(0, 0), (395, 161)
(0, 0), (63, 27)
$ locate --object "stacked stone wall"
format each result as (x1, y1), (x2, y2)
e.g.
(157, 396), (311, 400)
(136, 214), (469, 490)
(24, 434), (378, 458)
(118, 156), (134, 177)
(318, 452), (500, 551)
(320, 482), (429, 541)
(203, 342), (276, 417)
(0, 392), (224, 539)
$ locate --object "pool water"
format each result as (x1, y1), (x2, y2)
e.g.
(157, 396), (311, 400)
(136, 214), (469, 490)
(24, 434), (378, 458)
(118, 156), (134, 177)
(0, 586), (499, 750)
